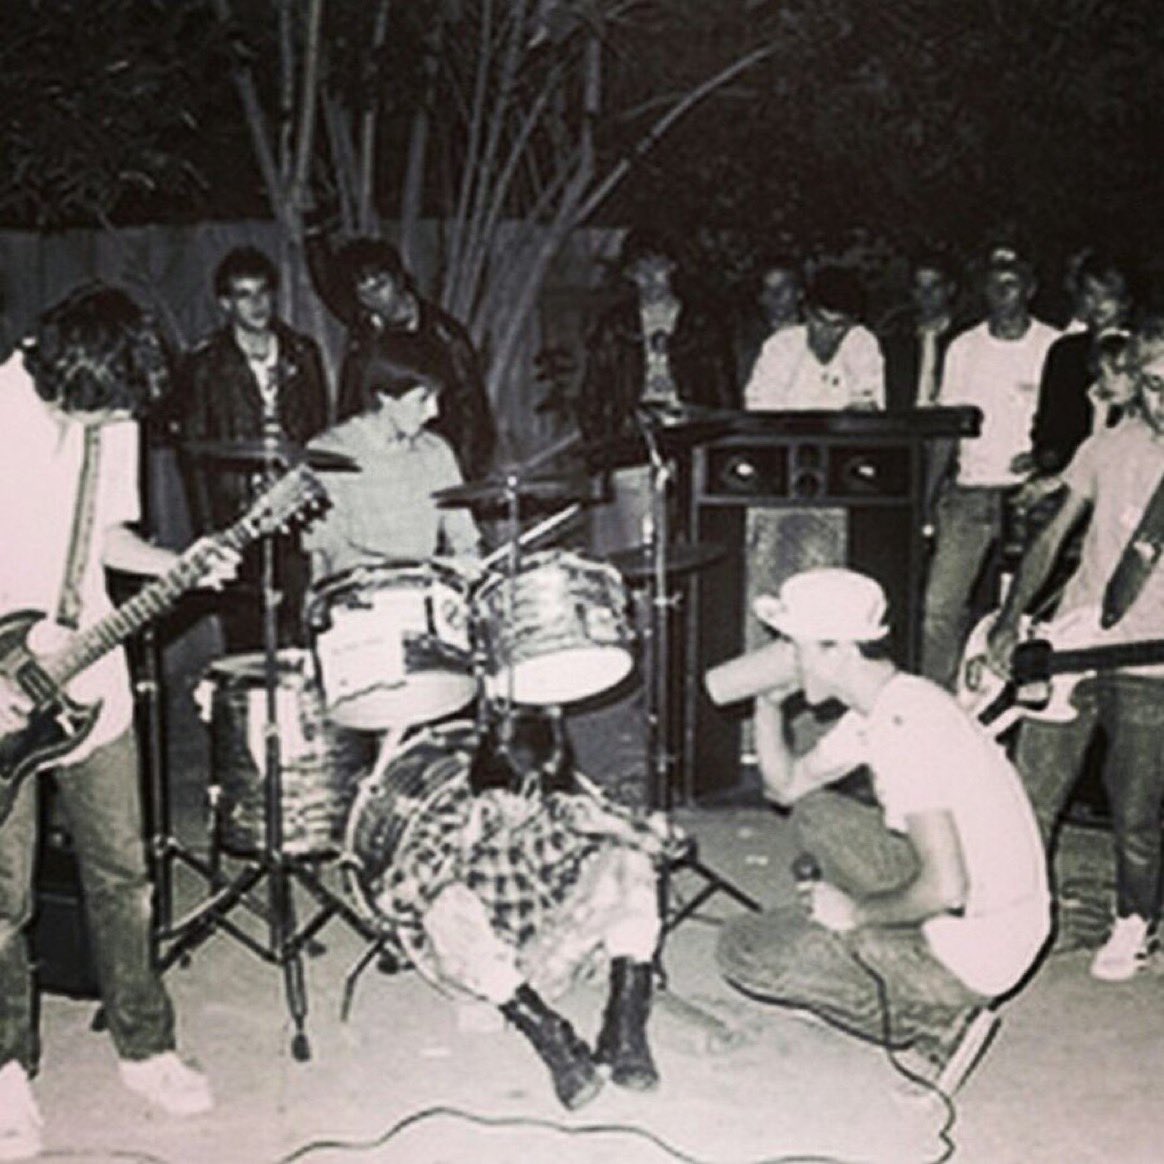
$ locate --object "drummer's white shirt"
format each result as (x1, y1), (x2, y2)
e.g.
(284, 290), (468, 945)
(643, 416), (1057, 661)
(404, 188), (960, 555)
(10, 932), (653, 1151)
(304, 417), (480, 577)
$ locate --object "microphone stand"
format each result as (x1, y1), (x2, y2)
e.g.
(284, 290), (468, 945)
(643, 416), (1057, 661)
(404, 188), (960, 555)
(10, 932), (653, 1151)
(633, 409), (759, 960)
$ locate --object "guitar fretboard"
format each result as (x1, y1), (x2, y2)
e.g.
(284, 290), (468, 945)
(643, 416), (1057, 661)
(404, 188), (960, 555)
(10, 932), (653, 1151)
(38, 486), (295, 687)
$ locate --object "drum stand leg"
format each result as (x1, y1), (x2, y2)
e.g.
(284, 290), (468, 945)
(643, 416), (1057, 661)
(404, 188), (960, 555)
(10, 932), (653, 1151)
(136, 622), (233, 954)
(334, 727), (409, 1024)
(633, 412), (760, 975)
(155, 488), (377, 1061)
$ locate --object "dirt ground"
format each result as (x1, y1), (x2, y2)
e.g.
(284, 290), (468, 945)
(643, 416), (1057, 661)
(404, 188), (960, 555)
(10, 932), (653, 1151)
(28, 742), (1163, 1164)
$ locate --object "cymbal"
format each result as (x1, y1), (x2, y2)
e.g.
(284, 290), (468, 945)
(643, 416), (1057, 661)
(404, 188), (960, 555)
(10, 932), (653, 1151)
(184, 438), (359, 473)
(605, 540), (727, 582)
(433, 474), (590, 509)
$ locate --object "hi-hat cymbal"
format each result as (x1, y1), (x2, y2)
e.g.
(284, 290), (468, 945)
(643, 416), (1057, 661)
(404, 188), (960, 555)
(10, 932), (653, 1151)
(184, 438), (359, 473)
(605, 540), (727, 582)
(433, 474), (589, 509)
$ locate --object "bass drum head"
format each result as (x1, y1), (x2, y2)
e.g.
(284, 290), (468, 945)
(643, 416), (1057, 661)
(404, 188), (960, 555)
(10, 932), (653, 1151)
(342, 720), (480, 934)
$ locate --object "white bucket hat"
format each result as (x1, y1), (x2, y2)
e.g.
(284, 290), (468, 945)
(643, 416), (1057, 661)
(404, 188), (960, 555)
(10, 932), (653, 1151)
(754, 568), (889, 643)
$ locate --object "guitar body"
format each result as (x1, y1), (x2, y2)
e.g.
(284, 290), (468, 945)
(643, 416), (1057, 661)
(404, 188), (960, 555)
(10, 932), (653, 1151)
(957, 612), (1033, 737)
(0, 465), (326, 830)
(956, 605), (1147, 738)
(0, 610), (101, 825)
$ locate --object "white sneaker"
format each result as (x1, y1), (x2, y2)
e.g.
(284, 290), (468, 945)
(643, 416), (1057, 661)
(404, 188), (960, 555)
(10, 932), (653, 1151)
(119, 1052), (213, 1116)
(1090, 915), (1152, 982)
(0, 1061), (43, 1161)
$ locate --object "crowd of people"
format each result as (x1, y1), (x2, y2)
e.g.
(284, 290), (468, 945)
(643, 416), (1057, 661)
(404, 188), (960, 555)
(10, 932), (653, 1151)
(1, 219), (1162, 1155)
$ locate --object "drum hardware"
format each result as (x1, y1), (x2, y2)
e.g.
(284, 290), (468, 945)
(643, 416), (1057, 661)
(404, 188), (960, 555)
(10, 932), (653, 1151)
(477, 502), (586, 572)
(580, 403), (737, 474)
(184, 437), (360, 474)
(431, 470), (593, 511)
(604, 539), (727, 585)
(156, 440), (375, 1063)
(629, 407), (760, 962)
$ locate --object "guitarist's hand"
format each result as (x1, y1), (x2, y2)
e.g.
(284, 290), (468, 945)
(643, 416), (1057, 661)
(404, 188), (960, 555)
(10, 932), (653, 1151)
(191, 539), (241, 591)
(985, 616), (1018, 679)
(0, 675), (32, 734)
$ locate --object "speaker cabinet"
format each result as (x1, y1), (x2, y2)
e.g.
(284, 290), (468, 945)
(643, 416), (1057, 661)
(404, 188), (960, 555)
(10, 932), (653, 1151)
(685, 433), (926, 799)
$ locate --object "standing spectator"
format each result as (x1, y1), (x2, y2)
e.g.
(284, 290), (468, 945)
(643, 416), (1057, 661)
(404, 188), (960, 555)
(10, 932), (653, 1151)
(744, 262), (884, 411)
(881, 250), (962, 413)
(920, 246), (1061, 689)
(576, 226), (736, 552)
(306, 235), (496, 481)
(737, 254), (803, 388)
(171, 246), (329, 651)
(1028, 251), (1132, 478)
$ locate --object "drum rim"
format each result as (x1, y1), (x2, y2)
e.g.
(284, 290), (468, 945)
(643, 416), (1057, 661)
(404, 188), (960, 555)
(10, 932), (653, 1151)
(473, 548), (624, 599)
(341, 718), (480, 931)
(202, 647), (315, 683)
(310, 558), (471, 602)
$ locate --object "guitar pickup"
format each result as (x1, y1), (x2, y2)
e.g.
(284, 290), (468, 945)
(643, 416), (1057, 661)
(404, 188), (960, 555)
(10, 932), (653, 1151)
(1012, 638), (1052, 686)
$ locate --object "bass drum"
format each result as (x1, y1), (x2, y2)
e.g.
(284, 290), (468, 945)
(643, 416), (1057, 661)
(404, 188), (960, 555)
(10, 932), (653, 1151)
(342, 720), (479, 936)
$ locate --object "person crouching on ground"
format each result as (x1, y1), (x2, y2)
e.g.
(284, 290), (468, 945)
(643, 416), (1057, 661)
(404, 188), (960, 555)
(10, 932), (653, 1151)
(716, 568), (1050, 1093)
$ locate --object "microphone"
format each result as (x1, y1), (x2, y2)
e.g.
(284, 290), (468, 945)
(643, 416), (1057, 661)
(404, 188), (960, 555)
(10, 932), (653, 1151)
(704, 637), (798, 706)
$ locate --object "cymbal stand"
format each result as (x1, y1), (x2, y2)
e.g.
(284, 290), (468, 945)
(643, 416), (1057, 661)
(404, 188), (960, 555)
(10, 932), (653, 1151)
(156, 449), (375, 1061)
(634, 411), (759, 950)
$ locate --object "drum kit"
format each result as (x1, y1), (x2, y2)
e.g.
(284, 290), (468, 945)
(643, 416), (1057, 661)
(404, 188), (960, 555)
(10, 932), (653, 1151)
(156, 406), (756, 1056)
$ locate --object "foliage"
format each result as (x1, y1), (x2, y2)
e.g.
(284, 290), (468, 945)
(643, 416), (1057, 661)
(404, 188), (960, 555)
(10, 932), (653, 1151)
(614, 0), (1164, 295)
(0, 1), (223, 228)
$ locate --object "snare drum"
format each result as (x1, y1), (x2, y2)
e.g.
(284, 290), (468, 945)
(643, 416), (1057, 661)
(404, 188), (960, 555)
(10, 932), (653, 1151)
(200, 650), (359, 856)
(306, 560), (475, 730)
(343, 720), (479, 935)
(472, 550), (633, 705)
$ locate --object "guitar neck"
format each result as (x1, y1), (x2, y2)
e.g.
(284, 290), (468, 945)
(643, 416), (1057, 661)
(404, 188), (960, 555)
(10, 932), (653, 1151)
(43, 525), (253, 688)
(1048, 639), (1164, 676)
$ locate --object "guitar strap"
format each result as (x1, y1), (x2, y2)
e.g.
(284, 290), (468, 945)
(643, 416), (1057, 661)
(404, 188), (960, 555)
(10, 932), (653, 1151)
(1101, 466), (1164, 628)
(55, 425), (102, 631)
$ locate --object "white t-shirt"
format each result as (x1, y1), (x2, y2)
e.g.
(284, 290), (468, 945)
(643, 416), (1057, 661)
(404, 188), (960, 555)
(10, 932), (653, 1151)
(1055, 419), (1164, 676)
(744, 324), (885, 411)
(0, 355), (140, 757)
(939, 319), (1061, 486)
(816, 673), (1050, 997)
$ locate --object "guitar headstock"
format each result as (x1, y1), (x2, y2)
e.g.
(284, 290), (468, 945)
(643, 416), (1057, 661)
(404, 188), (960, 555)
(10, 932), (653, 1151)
(236, 466), (330, 543)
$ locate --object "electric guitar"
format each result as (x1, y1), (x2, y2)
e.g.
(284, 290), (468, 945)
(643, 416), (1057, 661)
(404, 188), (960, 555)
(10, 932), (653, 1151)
(957, 605), (1164, 738)
(0, 466), (327, 826)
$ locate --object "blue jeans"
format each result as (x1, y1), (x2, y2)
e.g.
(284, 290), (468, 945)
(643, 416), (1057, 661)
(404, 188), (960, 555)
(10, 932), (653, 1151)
(1015, 674), (1164, 921)
(0, 731), (175, 1072)
(717, 791), (985, 1049)
(921, 484), (1008, 690)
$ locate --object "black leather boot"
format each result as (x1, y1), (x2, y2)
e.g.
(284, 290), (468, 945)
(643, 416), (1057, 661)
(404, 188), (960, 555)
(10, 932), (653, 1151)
(594, 957), (659, 1091)
(500, 985), (602, 1109)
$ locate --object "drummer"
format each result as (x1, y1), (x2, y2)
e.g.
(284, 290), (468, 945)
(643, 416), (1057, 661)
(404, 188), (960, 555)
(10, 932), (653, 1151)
(302, 351), (482, 579)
